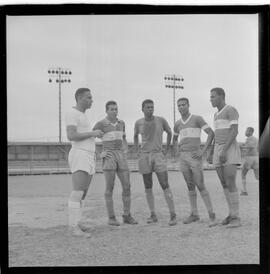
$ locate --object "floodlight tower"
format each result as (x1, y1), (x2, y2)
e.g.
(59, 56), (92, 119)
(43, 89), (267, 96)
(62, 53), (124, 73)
(48, 67), (72, 143)
(164, 74), (184, 126)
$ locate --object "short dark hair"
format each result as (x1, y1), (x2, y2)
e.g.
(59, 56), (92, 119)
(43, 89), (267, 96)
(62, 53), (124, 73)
(210, 87), (225, 99)
(106, 100), (117, 111)
(75, 88), (91, 102)
(142, 99), (154, 109)
(247, 127), (254, 133)
(177, 97), (189, 105)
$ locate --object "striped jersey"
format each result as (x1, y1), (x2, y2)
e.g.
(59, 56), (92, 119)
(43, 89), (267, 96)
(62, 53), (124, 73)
(174, 114), (210, 151)
(214, 105), (239, 144)
(93, 118), (125, 151)
(244, 136), (258, 156)
(134, 116), (171, 153)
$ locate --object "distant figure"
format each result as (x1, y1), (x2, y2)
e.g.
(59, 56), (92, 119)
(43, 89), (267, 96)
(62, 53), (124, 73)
(240, 127), (259, 195)
(65, 88), (103, 237)
(209, 87), (242, 228)
(93, 101), (138, 226)
(134, 99), (177, 226)
(172, 97), (218, 227)
(259, 116), (270, 159)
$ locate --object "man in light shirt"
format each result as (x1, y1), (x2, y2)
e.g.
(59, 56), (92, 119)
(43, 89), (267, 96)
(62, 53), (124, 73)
(240, 127), (259, 195)
(172, 97), (217, 227)
(65, 88), (103, 237)
(210, 87), (242, 228)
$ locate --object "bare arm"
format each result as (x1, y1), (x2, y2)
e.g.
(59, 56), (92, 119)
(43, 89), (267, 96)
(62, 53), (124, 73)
(66, 125), (103, 141)
(201, 127), (215, 155)
(165, 128), (172, 152)
(172, 134), (179, 156)
(222, 124), (238, 152)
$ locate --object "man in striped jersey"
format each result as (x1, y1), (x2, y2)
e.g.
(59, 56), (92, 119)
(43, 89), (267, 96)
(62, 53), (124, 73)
(93, 101), (138, 226)
(210, 87), (242, 228)
(172, 97), (218, 227)
(240, 127), (259, 195)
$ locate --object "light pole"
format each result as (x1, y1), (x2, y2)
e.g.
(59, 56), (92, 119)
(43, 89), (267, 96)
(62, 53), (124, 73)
(48, 67), (72, 143)
(164, 74), (184, 126)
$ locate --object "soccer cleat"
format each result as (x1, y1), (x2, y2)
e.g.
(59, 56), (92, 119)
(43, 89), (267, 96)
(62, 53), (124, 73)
(208, 212), (218, 227)
(226, 217), (241, 228)
(108, 216), (120, 226)
(122, 214), (138, 225)
(168, 214), (177, 226)
(240, 191), (248, 196)
(70, 225), (91, 238)
(183, 213), (200, 224)
(221, 215), (232, 225)
(146, 213), (158, 224)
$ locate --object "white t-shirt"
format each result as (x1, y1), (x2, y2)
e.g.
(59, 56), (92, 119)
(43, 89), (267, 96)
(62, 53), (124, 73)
(65, 107), (95, 152)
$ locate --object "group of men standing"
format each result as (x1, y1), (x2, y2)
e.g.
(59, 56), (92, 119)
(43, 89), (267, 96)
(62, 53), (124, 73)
(65, 87), (255, 237)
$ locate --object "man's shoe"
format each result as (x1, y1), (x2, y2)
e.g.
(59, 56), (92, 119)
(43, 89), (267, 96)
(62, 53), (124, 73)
(240, 191), (248, 196)
(108, 216), (120, 226)
(147, 213), (158, 224)
(221, 215), (232, 225)
(122, 214), (138, 225)
(226, 217), (241, 228)
(183, 214), (200, 224)
(208, 212), (218, 227)
(169, 214), (177, 226)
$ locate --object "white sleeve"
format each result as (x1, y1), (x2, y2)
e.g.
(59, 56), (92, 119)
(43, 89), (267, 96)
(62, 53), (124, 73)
(65, 112), (78, 126)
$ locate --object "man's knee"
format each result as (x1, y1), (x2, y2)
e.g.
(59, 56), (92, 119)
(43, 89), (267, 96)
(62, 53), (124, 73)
(105, 189), (113, 199)
(68, 190), (84, 208)
(122, 186), (131, 197)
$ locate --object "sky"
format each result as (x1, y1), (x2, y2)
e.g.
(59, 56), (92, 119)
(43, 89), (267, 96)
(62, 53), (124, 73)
(7, 13), (258, 143)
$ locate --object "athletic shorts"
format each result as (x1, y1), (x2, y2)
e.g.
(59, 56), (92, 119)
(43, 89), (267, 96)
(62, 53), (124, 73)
(213, 142), (241, 167)
(179, 150), (203, 172)
(102, 150), (129, 171)
(243, 156), (259, 170)
(138, 152), (167, 174)
(68, 148), (95, 175)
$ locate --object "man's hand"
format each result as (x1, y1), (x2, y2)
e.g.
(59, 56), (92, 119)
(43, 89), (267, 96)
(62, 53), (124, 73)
(191, 150), (203, 160)
(206, 153), (213, 164)
(92, 130), (104, 138)
(162, 147), (169, 156)
(219, 149), (227, 164)
(100, 151), (113, 159)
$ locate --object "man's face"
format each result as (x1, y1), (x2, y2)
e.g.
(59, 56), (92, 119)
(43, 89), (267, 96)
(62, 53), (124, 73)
(80, 91), (93, 109)
(245, 128), (253, 137)
(177, 100), (189, 116)
(210, 91), (220, 107)
(142, 103), (154, 116)
(106, 104), (118, 119)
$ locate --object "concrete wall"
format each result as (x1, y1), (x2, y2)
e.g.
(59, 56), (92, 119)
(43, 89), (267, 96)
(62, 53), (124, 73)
(8, 142), (245, 162)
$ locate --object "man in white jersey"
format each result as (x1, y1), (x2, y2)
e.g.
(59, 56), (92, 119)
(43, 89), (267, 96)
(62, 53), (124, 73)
(172, 98), (218, 227)
(240, 127), (259, 195)
(93, 101), (138, 226)
(209, 87), (242, 228)
(65, 88), (103, 236)
(134, 99), (177, 226)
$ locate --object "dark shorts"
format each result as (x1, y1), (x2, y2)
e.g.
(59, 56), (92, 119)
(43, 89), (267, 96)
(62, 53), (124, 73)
(138, 152), (167, 174)
(102, 150), (129, 171)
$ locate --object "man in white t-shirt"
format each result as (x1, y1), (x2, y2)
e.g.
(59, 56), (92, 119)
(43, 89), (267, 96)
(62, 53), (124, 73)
(65, 88), (103, 237)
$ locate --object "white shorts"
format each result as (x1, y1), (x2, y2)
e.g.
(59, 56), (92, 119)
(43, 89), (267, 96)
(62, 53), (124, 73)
(68, 148), (96, 175)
